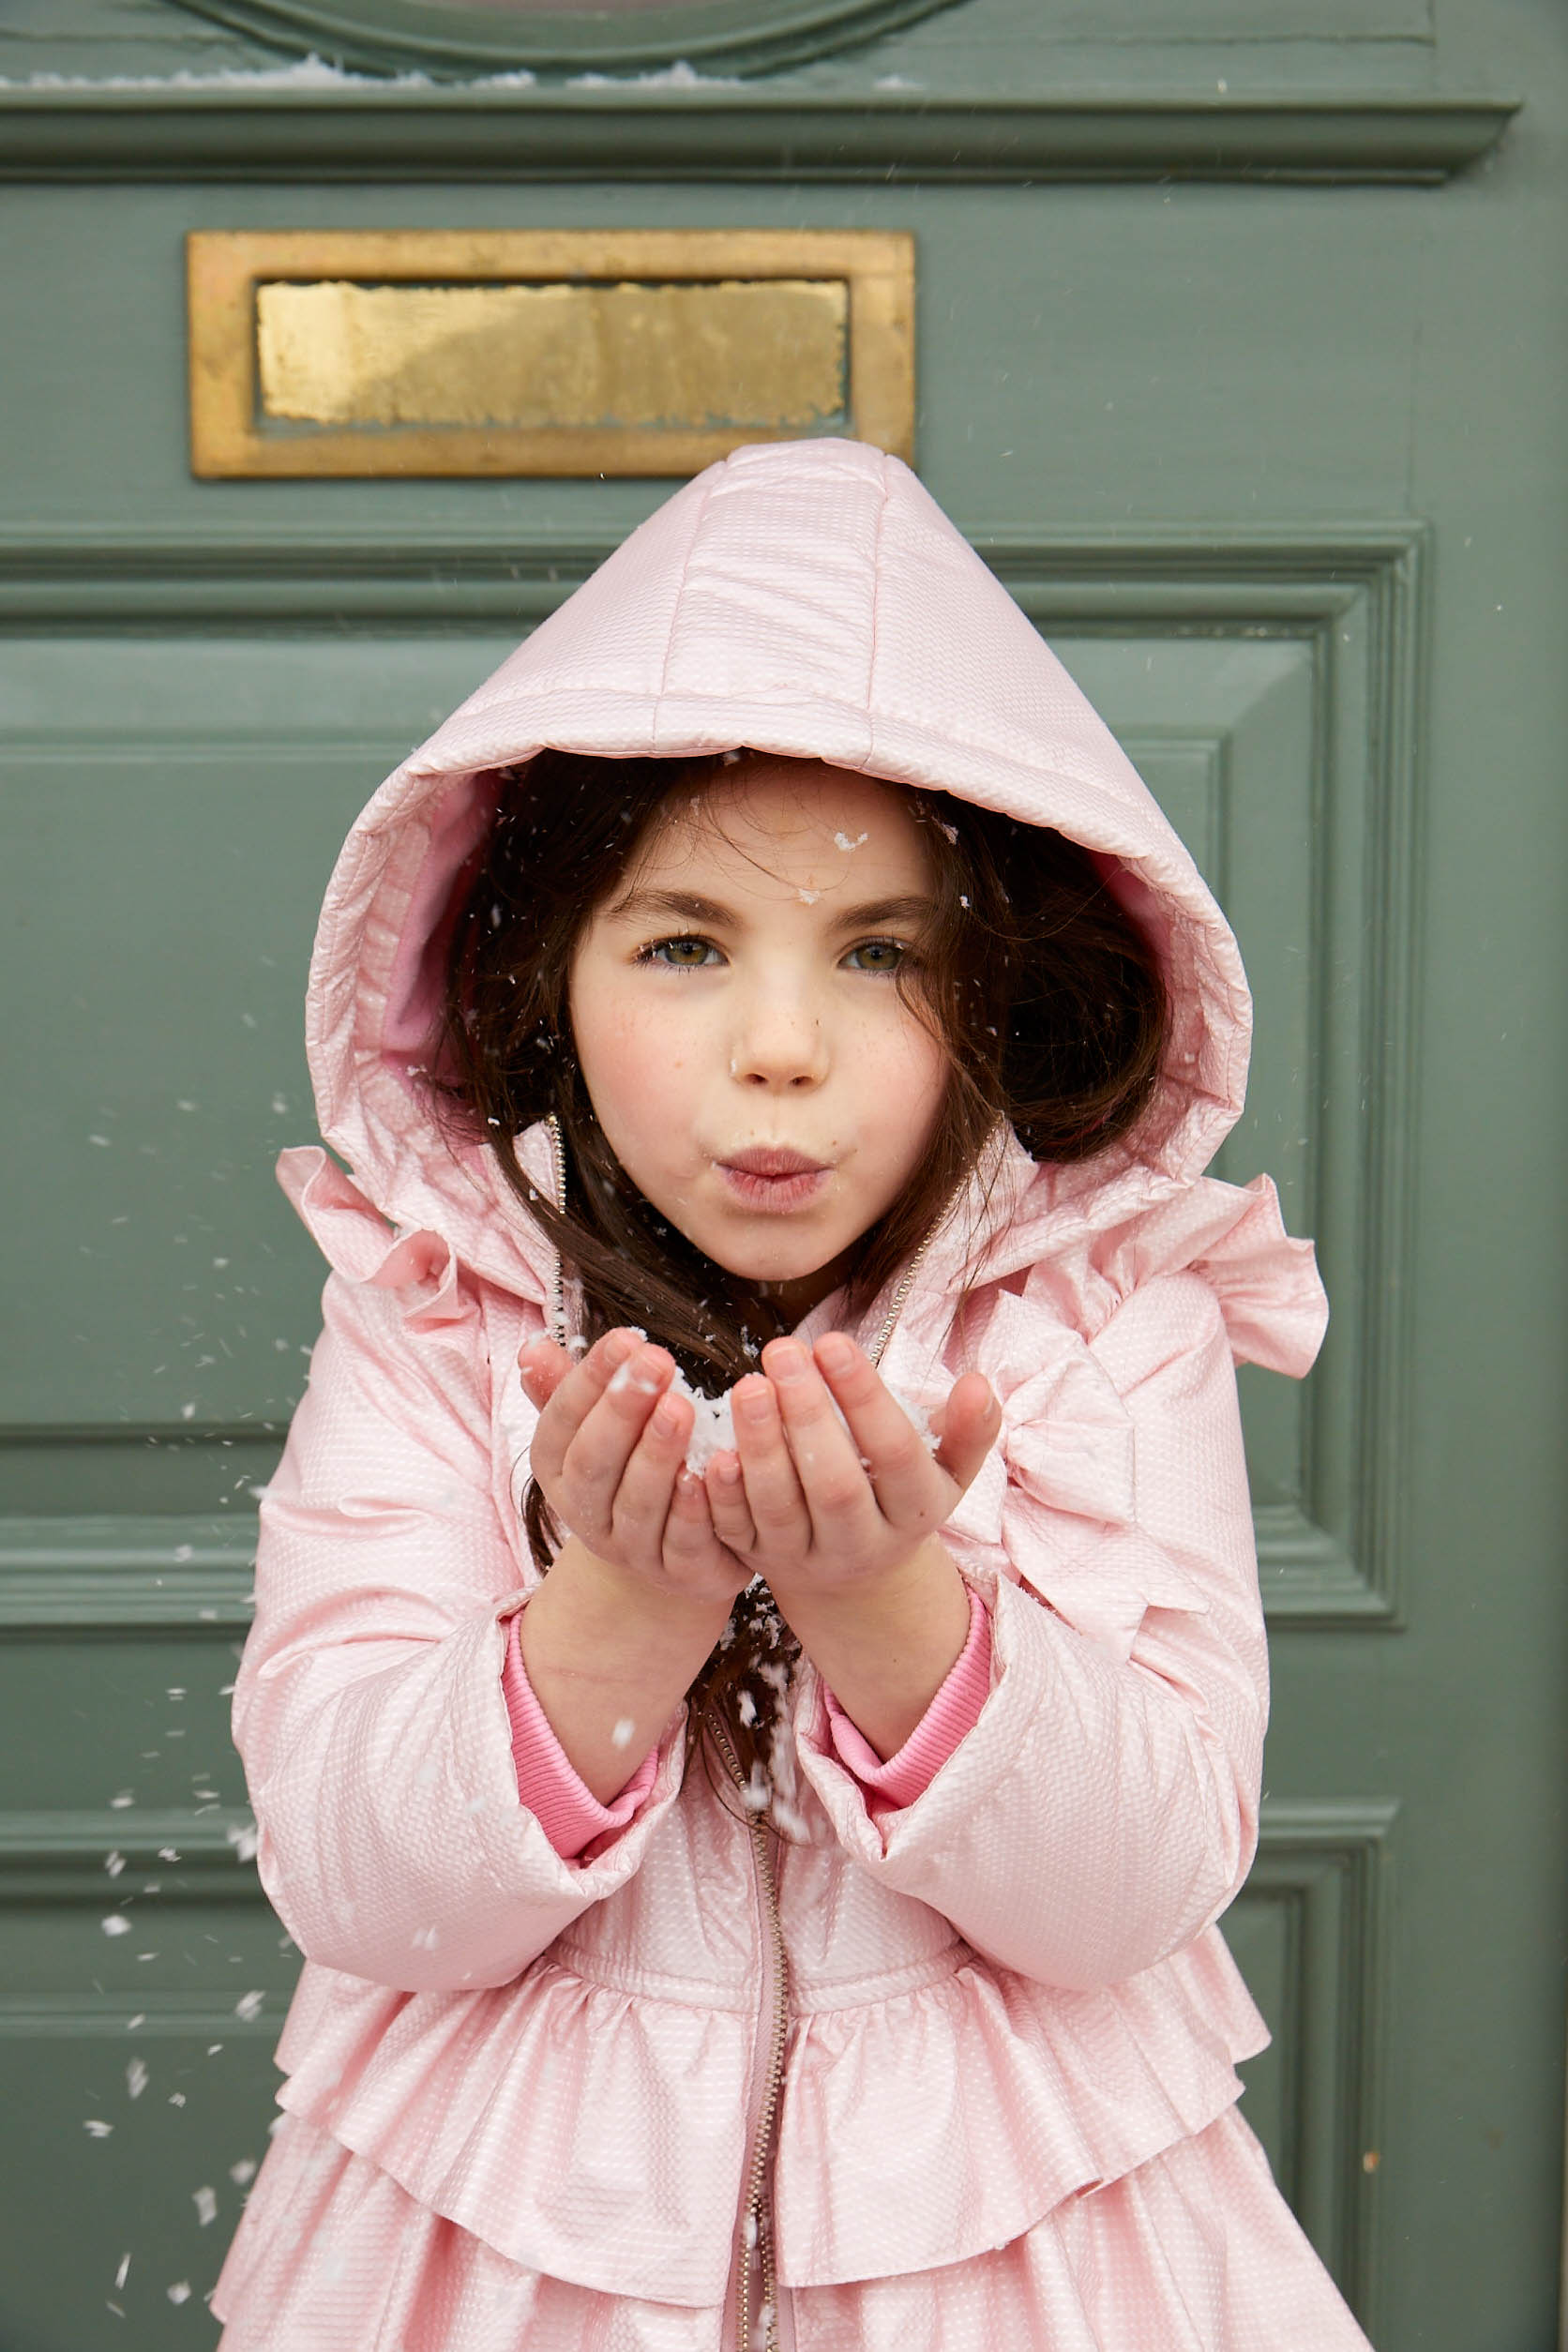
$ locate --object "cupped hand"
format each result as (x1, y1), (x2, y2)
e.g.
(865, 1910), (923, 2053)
(518, 1328), (750, 1610)
(701, 1334), (998, 1604)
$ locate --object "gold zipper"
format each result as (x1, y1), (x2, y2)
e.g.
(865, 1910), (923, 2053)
(713, 1724), (790, 2352)
(544, 1110), (568, 1348)
(864, 1151), (985, 1371)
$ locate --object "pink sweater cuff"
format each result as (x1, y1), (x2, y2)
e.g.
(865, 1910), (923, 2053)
(822, 1584), (992, 1813)
(501, 1612), (660, 1862)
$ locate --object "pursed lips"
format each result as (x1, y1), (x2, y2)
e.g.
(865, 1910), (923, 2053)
(714, 1148), (834, 1211)
(719, 1147), (830, 1177)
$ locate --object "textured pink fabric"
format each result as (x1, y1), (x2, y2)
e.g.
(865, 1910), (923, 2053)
(500, 1613), (661, 1862)
(213, 441), (1367, 2349)
(823, 1583), (991, 1816)
(213, 2105), (1366, 2352)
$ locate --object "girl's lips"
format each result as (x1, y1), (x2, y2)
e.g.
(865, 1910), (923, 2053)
(722, 1148), (827, 1176)
(716, 1154), (831, 1213)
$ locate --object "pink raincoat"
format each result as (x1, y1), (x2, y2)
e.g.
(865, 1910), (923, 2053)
(212, 440), (1371, 2350)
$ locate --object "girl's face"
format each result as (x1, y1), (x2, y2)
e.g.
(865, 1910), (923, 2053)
(566, 760), (948, 1318)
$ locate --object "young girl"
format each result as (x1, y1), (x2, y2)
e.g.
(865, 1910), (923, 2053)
(211, 437), (1371, 2351)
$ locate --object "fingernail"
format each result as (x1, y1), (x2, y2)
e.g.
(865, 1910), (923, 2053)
(816, 1334), (853, 1373)
(738, 1380), (774, 1422)
(769, 1345), (807, 1383)
(714, 1454), (743, 1485)
(604, 1330), (638, 1366)
(654, 1396), (682, 1435)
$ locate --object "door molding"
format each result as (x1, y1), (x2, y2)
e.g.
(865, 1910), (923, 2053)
(0, 87), (1517, 186)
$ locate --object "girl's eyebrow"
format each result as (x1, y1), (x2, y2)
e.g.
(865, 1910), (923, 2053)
(609, 888), (735, 927)
(609, 887), (935, 930)
(828, 893), (936, 933)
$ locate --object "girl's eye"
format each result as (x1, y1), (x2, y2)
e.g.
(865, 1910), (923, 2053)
(843, 938), (907, 974)
(641, 935), (721, 970)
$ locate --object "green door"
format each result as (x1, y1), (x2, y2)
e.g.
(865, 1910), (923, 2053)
(1, 4), (1560, 2345)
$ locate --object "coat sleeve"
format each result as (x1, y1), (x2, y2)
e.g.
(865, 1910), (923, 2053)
(233, 1260), (685, 1995)
(793, 1271), (1269, 1992)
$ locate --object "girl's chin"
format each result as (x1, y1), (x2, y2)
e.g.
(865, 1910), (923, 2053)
(683, 1224), (852, 1295)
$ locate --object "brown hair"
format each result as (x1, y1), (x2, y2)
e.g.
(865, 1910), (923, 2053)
(433, 748), (1167, 1805)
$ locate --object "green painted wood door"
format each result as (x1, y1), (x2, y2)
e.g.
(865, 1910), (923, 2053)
(1, 3), (1562, 2345)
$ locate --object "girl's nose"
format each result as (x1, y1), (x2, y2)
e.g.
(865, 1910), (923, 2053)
(731, 988), (828, 1090)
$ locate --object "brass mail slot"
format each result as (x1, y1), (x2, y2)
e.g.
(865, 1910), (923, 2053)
(188, 231), (914, 478)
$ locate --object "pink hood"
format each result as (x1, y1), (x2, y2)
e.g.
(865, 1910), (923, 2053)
(301, 436), (1253, 1301)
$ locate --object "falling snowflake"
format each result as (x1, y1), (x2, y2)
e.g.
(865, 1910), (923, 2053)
(167, 2282), (191, 2305)
(234, 1990), (264, 2021)
(84, 2119), (113, 2137)
(104, 1851), (125, 1877)
(229, 2158), (257, 2185)
(101, 1915), (131, 1937)
(193, 2186), (218, 2226)
(127, 2058), (148, 2099)
(114, 2254), (130, 2289)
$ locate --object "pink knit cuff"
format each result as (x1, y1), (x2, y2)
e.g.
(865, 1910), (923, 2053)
(501, 1612), (660, 1862)
(823, 1584), (992, 1814)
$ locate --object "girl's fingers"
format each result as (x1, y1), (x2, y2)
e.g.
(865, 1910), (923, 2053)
(557, 1340), (675, 1523)
(703, 1450), (757, 1557)
(611, 1406), (739, 1595)
(807, 1334), (952, 1531)
(516, 1334), (574, 1409)
(605, 1381), (693, 1555)
(730, 1370), (814, 1549)
(928, 1371), (1001, 1494)
(752, 1343), (880, 1540)
(662, 1466), (730, 1582)
(520, 1327), (640, 1478)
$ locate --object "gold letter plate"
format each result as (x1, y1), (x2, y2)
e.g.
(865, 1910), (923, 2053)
(188, 230), (913, 478)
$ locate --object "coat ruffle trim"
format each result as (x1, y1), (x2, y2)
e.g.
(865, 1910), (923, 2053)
(877, 1177), (1321, 1665)
(775, 1927), (1263, 2287)
(278, 1142), (554, 1339)
(267, 1922), (1263, 2301)
(273, 1959), (752, 2306)
(965, 1163), (1328, 1379)
(1095, 1170), (1328, 1378)
(278, 1147), (466, 1326)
